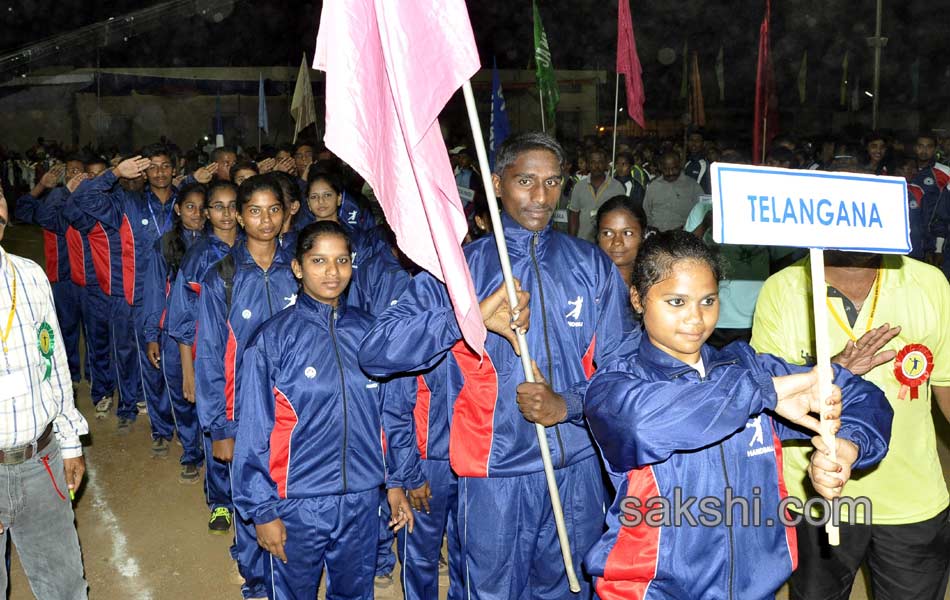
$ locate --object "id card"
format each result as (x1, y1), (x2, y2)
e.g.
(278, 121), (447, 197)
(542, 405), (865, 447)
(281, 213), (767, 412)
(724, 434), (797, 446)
(0, 369), (30, 399)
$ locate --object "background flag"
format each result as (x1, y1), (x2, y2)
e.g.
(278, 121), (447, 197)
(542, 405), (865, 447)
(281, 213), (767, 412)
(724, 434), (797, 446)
(616, 0), (646, 128)
(258, 73), (269, 135)
(688, 51), (705, 127)
(716, 45), (725, 102)
(840, 50), (849, 107)
(490, 59), (511, 170)
(753, 0), (777, 164)
(680, 39), (689, 99)
(532, 0), (559, 131)
(315, 0), (485, 354)
(291, 52), (317, 142)
(214, 93), (224, 147)
(797, 51), (808, 104)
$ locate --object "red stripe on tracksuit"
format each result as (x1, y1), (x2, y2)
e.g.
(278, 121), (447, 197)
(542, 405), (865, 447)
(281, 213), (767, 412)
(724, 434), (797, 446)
(596, 466), (662, 600)
(65, 227), (85, 287)
(120, 217), (136, 305)
(269, 386), (298, 499)
(225, 323), (237, 421)
(89, 224), (112, 296)
(158, 278), (171, 330)
(449, 341), (498, 478)
(413, 374), (431, 460)
(770, 425), (798, 570)
(42, 231), (58, 282)
(582, 334), (597, 379)
(189, 281), (201, 294)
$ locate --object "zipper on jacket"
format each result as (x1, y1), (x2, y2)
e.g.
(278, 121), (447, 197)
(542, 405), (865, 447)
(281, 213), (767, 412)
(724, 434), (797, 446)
(329, 307), (349, 492)
(718, 444), (735, 600)
(263, 269), (274, 316)
(530, 232), (566, 468)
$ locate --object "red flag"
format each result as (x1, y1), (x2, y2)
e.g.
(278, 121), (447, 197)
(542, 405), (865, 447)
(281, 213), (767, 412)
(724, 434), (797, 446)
(688, 51), (706, 127)
(753, 0), (778, 164)
(314, 0), (486, 354)
(616, 0), (646, 128)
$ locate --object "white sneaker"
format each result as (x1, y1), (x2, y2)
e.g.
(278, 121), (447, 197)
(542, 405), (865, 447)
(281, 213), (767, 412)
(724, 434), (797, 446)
(95, 396), (113, 419)
(136, 401), (148, 415)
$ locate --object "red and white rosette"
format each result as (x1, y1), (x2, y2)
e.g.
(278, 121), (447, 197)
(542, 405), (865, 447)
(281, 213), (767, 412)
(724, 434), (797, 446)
(893, 343), (934, 400)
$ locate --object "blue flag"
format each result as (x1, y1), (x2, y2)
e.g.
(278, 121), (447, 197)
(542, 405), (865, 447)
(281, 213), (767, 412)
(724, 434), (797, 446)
(489, 60), (511, 170)
(258, 73), (269, 135)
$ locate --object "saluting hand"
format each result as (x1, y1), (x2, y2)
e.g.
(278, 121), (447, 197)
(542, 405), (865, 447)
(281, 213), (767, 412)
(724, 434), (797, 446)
(65, 173), (89, 194)
(516, 361), (568, 427)
(39, 164), (65, 189)
(275, 156), (295, 174)
(114, 156), (151, 179)
(192, 163), (217, 184)
(257, 157), (276, 173)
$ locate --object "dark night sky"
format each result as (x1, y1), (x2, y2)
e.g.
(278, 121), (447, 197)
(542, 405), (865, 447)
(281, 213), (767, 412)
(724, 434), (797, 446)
(3, 0), (948, 121)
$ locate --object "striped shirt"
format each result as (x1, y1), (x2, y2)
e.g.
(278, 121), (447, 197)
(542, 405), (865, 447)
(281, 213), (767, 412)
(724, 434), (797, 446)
(0, 247), (87, 458)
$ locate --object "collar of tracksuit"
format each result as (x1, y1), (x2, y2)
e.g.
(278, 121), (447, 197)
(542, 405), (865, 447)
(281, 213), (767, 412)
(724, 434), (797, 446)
(233, 240), (291, 268)
(635, 334), (738, 380)
(499, 211), (555, 258)
(295, 290), (347, 325)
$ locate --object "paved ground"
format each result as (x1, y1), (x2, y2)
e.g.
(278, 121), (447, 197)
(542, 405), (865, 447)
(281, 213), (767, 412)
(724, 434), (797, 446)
(2, 223), (948, 599)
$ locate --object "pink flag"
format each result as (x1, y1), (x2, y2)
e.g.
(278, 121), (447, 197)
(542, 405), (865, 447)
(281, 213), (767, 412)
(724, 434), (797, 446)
(314, 0), (486, 355)
(616, 0), (646, 128)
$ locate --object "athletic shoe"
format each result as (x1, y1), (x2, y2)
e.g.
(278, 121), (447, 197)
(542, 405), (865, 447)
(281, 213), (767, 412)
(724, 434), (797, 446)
(151, 438), (170, 459)
(116, 417), (133, 435)
(95, 396), (113, 420)
(208, 507), (232, 534)
(178, 464), (200, 484)
(374, 573), (394, 589)
(136, 401), (148, 415)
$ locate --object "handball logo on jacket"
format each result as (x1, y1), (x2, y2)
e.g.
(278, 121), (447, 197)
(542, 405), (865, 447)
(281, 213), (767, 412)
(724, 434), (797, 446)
(745, 415), (775, 457)
(565, 296), (584, 327)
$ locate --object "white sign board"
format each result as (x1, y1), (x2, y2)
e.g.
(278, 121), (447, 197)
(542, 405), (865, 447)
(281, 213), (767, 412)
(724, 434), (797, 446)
(711, 163), (911, 254)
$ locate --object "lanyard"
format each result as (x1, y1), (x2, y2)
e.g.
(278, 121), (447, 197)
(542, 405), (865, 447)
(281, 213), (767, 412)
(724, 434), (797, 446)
(826, 269), (881, 342)
(146, 191), (174, 237)
(1, 263), (15, 354)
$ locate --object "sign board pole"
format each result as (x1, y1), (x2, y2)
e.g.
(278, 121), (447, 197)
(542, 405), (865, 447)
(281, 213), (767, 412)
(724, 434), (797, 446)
(808, 248), (840, 546)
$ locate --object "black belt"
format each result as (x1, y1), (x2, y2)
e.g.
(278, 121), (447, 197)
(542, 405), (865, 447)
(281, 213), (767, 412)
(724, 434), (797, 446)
(0, 423), (54, 465)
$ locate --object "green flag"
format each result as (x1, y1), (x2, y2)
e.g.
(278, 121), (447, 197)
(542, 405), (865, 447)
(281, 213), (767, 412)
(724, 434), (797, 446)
(532, 0), (559, 132)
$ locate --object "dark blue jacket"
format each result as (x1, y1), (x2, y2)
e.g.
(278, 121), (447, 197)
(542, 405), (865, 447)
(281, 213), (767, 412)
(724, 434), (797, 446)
(194, 241), (298, 440)
(584, 337), (893, 600)
(166, 232), (238, 347)
(359, 212), (639, 478)
(232, 294), (392, 525)
(142, 227), (204, 343)
(15, 188), (75, 284)
(909, 162), (950, 254)
(73, 169), (178, 305)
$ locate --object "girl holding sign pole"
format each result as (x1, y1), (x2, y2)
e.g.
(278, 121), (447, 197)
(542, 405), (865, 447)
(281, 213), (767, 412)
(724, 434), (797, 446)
(583, 231), (893, 599)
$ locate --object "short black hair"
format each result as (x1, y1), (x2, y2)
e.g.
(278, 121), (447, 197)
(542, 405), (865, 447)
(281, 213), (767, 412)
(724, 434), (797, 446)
(237, 174), (283, 213)
(307, 169), (344, 196)
(293, 140), (317, 154)
(632, 230), (723, 303)
(229, 160), (259, 181)
(294, 220), (351, 264)
(141, 143), (177, 165)
(595, 195), (648, 233)
(178, 182), (207, 205)
(264, 171), (301, 210)
(84, 155), (109, 170)
(206, 180), (237, 203)
(493, 132), (566, 176)
(212, 146), (237, 161)
(917, 130), (938, 144)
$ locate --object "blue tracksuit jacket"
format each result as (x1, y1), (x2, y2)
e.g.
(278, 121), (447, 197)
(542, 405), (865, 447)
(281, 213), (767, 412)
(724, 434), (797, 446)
(142, 228), (204, 344)
(194, 242), (298, 441)
(14, 188), (76, 284)
(584, 337), (893, 600)
(359, 212), (639, 478)
(232, 294), (391, 524)
(166, 232), (238, 347)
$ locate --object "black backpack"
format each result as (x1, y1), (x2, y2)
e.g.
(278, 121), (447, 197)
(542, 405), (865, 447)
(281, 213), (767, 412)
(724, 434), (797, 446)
(215, 254), (237, 314)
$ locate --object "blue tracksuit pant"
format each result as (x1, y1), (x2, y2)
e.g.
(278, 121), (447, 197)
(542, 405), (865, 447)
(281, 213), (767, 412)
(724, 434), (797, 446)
(132, 304), (169, 437)
(457, 455), (606, 600)
(159, 330), (202, 465)
(51, 281), (82, 385)
(79, 283), (115, 402)
(109, 297), (142, 421)
(265, 490), (378, 600)
(396, 459), (462, 600)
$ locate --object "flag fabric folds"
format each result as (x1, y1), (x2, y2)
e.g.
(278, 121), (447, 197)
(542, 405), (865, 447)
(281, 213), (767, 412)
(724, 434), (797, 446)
(688, 51), (706, 127)
(258, 73), (269, 135)
(798, 51), (808, 105)
(532, 0), (559, 131)
(616, 0), (646, 128)
(291, 52), (317, 142)
(716, 45), (725, 102)
(753, 0), (777, 165)
(490, 60), (511, 171)
(314, 0), (486, 355)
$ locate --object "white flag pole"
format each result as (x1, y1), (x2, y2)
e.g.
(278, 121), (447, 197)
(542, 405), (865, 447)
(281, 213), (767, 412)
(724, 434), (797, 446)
(808, 248), (841, 546)
(611, 72), (621, 177)
(539, 88), (547, 133)
(462, 80), (582, 593)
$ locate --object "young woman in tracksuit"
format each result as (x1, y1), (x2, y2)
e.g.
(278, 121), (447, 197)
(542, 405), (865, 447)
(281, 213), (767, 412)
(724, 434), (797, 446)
(232, 221), (413, 600)
(195, 175), (298, 600)
(142, 183), (206, 471)
(167, 180), (241, 531)
(304, 170), (384, 267)
(583, 231), (895, 599)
